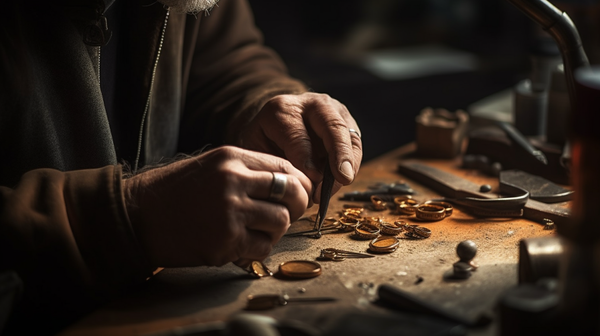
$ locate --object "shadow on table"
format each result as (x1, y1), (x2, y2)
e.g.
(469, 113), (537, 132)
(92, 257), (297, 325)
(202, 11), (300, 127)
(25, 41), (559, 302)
(77, 264), (252, 327)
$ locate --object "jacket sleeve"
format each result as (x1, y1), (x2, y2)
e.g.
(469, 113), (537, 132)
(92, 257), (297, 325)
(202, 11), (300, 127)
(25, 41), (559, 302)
(178, 0), (308, 152)
(0, 165), (153, 334)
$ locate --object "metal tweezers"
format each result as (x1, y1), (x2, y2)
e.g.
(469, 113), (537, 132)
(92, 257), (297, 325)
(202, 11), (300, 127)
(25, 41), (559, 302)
(313, 160), (335, 239)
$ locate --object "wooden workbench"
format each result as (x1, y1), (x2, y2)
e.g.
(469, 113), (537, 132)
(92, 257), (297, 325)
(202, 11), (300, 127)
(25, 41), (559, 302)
(61, 143), (562, 336)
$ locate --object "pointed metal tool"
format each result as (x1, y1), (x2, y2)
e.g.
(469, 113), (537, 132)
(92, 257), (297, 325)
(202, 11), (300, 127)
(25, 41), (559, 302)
(495, 121), (547, 165)
(313, 160), (335, 239)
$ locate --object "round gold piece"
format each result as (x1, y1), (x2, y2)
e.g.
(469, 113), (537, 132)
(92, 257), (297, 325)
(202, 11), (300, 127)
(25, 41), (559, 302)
(353, 223), (380, 240)
(338, 216), (360, 232)
(279, 260), (322, 279)
(344, 205), (365, 213)
(342, 211), (363, 220)
(362, 217), (382, 226)
(424, 201), (453, 216)
(404, 225), (432, 239)
(393, 195), (413, 206)
(369, 236), (400, 253)
(380, 221), (406, 235)
(370, 195), (388, 211)
(248, 260), (273, 278)
(397, 199), (418, 215)
(415, 204), (446, 221)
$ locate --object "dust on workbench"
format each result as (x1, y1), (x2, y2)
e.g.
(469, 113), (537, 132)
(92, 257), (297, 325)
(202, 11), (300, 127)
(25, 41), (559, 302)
(270, 148), (560, 323)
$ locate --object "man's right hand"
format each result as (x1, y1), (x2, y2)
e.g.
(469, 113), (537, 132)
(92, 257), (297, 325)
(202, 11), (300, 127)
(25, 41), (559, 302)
(123, 146), (312, 268)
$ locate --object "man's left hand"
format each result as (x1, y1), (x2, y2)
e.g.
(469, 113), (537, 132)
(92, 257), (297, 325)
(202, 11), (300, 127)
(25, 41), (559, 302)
(239, 92), (363, 203)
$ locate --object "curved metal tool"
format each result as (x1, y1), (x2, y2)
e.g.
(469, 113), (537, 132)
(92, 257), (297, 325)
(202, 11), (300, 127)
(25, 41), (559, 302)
(506, 0), (590, 116)
(500, 170), (574, 203)
(398, 161), (570, 225)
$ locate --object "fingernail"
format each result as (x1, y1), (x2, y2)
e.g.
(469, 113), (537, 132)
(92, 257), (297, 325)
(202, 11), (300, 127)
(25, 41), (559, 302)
(340, 161), (354, 182)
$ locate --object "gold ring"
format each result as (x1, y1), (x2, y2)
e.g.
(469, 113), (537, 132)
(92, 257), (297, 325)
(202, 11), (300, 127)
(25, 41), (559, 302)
(404, 225), (432, 239)
(424, 201), (453, 216)
(343, 206), (364, 213)
(362, 216), (382, 226)
(416, 204), (446, 221)
(353, 223), (380, 240)
(397, 198), (418, 215)
(338, 216), (360, 232)
(393, 196), (414, 205)
(369, 236), (400, 253)
(370, 195), (388, 211)
(380, 221), (406, 235)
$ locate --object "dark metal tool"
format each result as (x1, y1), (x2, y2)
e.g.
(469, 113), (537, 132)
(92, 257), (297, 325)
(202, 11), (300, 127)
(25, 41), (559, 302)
(284, 224), (340, 237)
(340, 182), (414, 201)
(398, 161), (570, 226)
(496, 121), (547, 165)
(500, 170), (574, 203)
(313, 160), (335, 238)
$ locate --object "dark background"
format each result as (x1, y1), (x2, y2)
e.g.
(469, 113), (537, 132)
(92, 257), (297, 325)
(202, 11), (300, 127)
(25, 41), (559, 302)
(246, 0), (600, 162)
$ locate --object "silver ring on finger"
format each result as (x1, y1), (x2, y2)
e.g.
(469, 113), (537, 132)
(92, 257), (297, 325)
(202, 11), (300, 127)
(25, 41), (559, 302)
(349, 128), (361, 140)
(269, 172), (287, 202)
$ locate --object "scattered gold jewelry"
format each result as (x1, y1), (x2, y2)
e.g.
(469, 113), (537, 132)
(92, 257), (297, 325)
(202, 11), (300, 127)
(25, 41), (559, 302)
(404, 224), (432, 239)
(423, 201), (453, 216)
(353, 223), (380, 240)
(245, 261), (273, 278)
(279, 260), (322, 279)
(369, 236), (400, 253)
(393, 195), (414, 204)
(370, 195), (388, 211)
(415, 204), (446, 221)
(397, 199), (419, 215)
(338, 216), (360, 232)
(362, 216), (382, 226)
(380, 221), (406, 235)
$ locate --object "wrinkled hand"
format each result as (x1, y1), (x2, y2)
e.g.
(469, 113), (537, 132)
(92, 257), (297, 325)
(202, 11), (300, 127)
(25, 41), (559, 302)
(239, 92), (363, 202)
(123, 146), (312, 268)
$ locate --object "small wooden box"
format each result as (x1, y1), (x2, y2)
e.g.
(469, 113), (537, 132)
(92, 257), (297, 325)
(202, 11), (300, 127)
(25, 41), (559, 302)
(416, 108), (469, 159)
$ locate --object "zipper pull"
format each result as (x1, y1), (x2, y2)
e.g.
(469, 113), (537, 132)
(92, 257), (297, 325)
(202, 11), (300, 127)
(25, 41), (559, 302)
(84, 14), (112, 47)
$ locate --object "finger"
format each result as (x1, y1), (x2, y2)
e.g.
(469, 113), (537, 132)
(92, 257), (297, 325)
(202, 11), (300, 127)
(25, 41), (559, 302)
(259, 99), (355, 186)
(347, 124), (363, 180)
(239, 198), (292, 242)
(304, 101), (358, 185)
(235, 229), (274, 261)
(255, 97), (322, 183)
(244, 171), (309, 221)
(234, 258), (252, 269)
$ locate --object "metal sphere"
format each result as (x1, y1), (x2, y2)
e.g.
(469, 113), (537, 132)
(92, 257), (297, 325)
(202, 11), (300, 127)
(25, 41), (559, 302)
(456, 240), (477, 261)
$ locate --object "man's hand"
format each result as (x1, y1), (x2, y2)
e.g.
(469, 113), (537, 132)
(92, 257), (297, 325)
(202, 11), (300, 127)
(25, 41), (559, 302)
(239, 92), (363, 202)
(123, 146), (312, 268)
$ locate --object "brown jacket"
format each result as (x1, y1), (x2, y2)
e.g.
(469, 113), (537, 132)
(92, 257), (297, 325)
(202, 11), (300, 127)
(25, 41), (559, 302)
(0, 0), (306, 333)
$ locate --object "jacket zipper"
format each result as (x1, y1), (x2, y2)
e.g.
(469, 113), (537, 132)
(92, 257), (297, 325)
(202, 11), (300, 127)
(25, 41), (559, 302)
(97, 47), (101, 84)
(133, 8), (170, 173)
